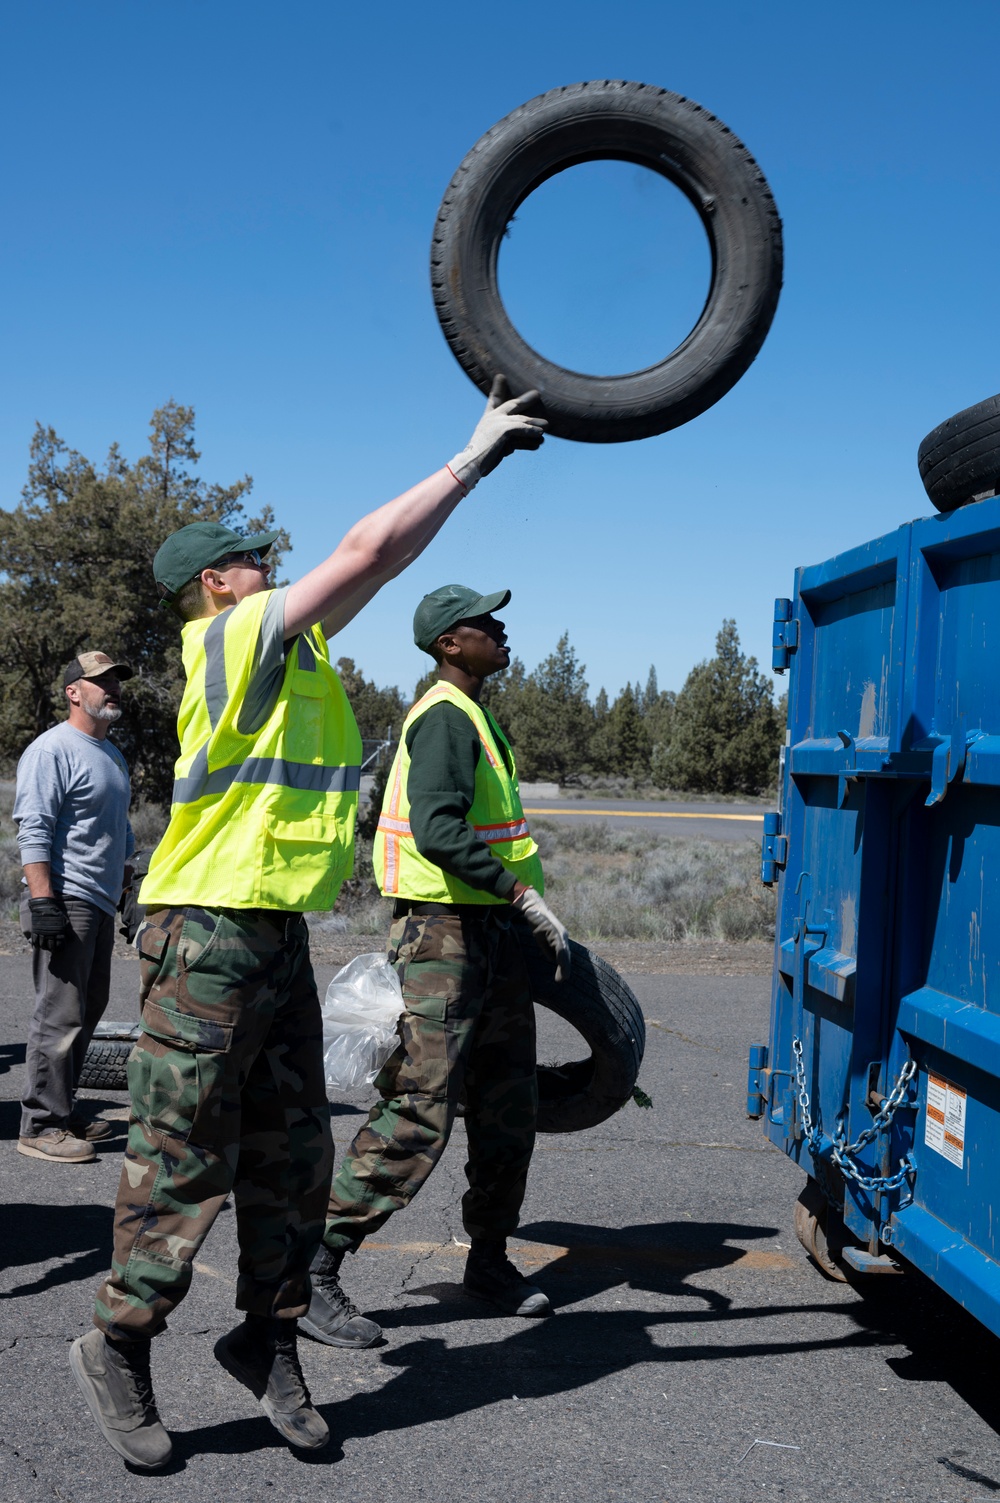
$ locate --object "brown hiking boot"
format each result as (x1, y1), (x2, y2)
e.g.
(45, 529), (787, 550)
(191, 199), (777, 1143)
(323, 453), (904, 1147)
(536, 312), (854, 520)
(69, 1114), (113, 1141)
(215, 1317), (329, 1451)
(69, 1329), (172, 1471)
(18, 1129), (96, 1163)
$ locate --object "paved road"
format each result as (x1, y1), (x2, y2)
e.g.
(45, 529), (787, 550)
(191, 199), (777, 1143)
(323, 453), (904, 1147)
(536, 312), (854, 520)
(3, 953), (999, 1502)
(523, 797), (766, 842)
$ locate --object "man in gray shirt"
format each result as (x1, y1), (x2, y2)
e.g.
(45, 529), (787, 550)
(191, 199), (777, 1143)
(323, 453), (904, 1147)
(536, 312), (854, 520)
(14, 651), (135, 1163)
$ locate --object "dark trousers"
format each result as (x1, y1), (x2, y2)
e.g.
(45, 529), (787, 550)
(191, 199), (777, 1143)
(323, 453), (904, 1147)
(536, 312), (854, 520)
(324, 906), (537, 1251)
(20, 893), (114, 1138)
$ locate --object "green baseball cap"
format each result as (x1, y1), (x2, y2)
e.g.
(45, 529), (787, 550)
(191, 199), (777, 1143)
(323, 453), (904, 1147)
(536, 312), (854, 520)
(413, 584), (511, 653)
(153, 521), (280, 602)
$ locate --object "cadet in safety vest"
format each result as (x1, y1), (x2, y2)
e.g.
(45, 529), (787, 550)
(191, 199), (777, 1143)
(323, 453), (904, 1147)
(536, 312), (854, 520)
(302, 584), (572, 1349)
(70, 381), (546, 1472)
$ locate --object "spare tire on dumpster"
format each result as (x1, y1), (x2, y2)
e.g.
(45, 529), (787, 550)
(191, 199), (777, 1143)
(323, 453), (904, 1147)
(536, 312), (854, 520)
(918, 392), (1000, 512)
(432, 79), (783, 444)
(515, 925), (645, 1133)
(78, 1022), (140, 1091)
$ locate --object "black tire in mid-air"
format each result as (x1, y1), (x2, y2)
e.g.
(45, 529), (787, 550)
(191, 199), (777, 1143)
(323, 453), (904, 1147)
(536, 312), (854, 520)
(431, 79), (783, 444)
(78, 1023), (140, 1091)
(918, 392), (1000, 512)
(515, 926), (646, 1133)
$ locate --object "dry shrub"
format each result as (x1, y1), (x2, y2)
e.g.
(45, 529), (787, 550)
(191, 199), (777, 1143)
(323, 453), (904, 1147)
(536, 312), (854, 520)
(537, 821), (774, 943)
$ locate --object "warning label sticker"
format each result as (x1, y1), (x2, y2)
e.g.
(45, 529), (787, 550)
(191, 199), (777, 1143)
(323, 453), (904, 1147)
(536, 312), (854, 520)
(925, 1073), (966, 1169)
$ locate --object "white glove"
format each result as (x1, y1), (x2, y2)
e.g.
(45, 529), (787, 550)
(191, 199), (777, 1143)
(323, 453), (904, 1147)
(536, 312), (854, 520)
(513, 886), (572, 983)
(448, 374), (547, 493)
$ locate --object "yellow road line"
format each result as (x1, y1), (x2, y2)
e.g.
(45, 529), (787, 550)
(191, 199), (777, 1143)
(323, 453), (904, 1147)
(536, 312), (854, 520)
(522, 807), (763, 822)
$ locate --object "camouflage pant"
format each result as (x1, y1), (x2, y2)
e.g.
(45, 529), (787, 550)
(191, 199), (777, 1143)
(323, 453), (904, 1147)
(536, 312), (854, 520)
(94, 906), (332, 1341)
(324, 907), (536, 1251)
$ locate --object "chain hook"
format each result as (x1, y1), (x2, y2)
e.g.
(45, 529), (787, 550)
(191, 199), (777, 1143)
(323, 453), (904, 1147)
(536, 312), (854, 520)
(791, 1038), (916, 1194)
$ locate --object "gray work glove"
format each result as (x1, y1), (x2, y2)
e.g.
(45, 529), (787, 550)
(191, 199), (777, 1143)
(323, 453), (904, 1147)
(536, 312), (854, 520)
(27, 896), (69, 952)
(513, 886), (572, 983)
(448, 374), (547, 492)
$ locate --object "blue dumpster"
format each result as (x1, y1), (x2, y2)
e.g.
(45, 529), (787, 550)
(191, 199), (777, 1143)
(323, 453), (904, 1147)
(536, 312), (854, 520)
(750, 494), (1000, 1333)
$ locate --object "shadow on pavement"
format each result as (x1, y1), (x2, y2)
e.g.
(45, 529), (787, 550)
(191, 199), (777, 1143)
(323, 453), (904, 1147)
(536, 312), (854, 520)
(0, 1202), (113, 1296)
(0, 1040), (26, 1076)
(846, 1269), (1000, 1437)
(161, 1414), (344, 1471)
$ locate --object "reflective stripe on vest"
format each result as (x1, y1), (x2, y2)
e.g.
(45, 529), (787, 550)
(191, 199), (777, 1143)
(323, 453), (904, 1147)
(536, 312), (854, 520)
(140, 590), (362, 911)
(376, 813), (529, 843)
(173, 755), (361, 804)
(374, 682), (543, 903)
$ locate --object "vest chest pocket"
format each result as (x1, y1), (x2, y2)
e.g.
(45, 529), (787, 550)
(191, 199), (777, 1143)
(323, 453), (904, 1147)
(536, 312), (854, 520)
(285, 670), (325, 759)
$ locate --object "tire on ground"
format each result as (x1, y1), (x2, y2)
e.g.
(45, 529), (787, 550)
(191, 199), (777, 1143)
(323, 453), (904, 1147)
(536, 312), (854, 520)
(432, 79), (783, 444)
(918, 393), (1000, 511)
(78, 1023), (140, 1091)
(515, 926), (646, 1133)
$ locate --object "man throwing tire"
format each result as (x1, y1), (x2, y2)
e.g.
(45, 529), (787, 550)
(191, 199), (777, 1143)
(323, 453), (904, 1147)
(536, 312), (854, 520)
(70, 380), (545, 1470)
(303, 584), (571, 1350)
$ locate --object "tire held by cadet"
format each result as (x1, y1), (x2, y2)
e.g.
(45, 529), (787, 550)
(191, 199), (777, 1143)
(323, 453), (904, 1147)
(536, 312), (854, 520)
(432, 79), (783, 443)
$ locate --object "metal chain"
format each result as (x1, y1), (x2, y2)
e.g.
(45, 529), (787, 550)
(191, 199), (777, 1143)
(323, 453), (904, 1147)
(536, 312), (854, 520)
(791, 1038), (916, 1193)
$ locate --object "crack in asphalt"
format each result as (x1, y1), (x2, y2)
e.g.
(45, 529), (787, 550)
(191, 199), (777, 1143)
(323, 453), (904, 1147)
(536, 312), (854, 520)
(394, 1137), (468, 1301)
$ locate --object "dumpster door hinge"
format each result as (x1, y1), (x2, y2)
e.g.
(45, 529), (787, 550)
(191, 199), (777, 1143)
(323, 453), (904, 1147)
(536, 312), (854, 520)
(772, 598), (799, 673)
(760, 812), (788, 886)
(746, 1043), (769, 1118)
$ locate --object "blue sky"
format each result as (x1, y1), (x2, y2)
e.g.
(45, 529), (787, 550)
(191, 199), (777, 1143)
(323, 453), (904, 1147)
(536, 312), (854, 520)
(3, 1), (999, 704)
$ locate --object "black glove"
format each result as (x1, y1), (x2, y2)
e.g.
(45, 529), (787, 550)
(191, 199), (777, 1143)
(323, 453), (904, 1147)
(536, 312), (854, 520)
(118, 850), (150, 944)
(27, 896), (69, 952)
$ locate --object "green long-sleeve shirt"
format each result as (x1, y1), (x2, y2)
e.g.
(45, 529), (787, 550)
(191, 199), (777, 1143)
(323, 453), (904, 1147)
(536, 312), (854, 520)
(404, 699), (518, 900)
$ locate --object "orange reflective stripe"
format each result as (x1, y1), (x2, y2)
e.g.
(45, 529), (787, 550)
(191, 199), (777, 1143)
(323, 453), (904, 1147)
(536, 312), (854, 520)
(473, 817), (530, 842)
(379, 813), (529, 846)
(380, 756), (408, 893)
(377, 814), (412, 836)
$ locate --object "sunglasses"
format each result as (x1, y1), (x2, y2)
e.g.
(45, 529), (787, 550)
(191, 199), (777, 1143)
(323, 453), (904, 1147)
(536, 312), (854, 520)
(211, 549), (265, 571)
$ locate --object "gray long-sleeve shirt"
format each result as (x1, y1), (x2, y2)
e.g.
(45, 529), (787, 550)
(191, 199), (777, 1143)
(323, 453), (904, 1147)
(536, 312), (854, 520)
(13, 722), (134, 916)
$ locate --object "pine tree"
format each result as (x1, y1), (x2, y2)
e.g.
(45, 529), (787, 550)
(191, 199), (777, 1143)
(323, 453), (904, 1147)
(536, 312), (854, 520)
(589, 686), (613, 773)
(504, 634), (590, 782)
(334, 659), (406, 741)
(656, 620), (781, 794)
(606, 683), (652, 780)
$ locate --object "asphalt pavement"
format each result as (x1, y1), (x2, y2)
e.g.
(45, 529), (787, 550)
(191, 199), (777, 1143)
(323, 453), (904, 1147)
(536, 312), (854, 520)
(3, 950), (1000, 1502)
(523, 797), (765, 842)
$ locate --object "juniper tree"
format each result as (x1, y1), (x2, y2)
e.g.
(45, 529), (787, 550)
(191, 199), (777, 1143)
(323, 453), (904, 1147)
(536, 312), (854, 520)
(0, 402), (284, 804)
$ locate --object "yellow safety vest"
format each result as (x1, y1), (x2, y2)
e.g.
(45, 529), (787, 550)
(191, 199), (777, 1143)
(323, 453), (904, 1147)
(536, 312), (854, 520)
(373, 681), (543, 904)
(140, 590), (362, 912)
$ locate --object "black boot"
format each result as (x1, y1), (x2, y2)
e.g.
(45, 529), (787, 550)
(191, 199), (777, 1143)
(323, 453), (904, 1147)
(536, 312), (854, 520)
(463, 1239), (551, 1317)
(214, 1315), (329, 1451)
(299, 1245), (382, 1348)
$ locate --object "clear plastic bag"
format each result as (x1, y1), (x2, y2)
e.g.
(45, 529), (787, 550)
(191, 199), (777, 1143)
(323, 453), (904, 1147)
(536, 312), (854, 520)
(321, 953), (405, 1090)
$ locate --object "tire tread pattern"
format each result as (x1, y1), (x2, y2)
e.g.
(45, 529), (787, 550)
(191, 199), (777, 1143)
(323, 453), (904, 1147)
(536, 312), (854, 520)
(515, 927), (646, 1133)
(918, 392), (1000, 511)
(432, 79), (783, 443)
